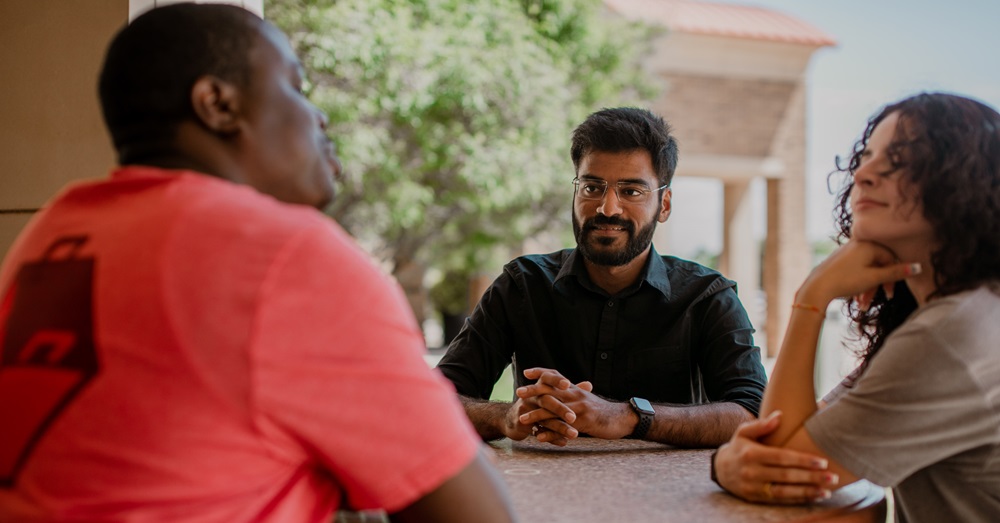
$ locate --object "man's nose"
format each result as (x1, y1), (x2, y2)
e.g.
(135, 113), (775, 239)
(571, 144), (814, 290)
(596, 188), (624, 216)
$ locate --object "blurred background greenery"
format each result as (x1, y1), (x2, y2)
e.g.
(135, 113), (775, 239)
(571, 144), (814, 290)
(267, 0), (660, 330)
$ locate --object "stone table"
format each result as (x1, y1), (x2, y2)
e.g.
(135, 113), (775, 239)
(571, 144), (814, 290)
(489, 437), (885, 523)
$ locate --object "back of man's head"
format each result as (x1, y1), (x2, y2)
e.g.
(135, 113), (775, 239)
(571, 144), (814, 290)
(570, 107), (679, 187)
(98, 3), (259, 164)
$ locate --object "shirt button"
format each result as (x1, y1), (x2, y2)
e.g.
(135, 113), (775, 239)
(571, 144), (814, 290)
(600, 352), (608, 360)
(607, 300), (615, 308)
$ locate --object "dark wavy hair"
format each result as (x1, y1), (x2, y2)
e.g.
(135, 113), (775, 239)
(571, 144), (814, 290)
(571, 107), (679, 188)
(98, 3), (259, 164)
(831, 92), (1000, 366)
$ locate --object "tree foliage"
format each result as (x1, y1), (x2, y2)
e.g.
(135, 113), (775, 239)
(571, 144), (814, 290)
(267, 0), (657, 278)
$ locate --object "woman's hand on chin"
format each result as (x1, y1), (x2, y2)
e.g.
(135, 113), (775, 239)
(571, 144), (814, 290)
(796, 240), (921, 311)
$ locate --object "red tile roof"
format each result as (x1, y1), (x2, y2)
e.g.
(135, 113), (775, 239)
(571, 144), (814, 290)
(604, 0), (837, 47)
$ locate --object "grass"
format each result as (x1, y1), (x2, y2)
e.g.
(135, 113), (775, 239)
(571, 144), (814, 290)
(489, 365), (515, 401)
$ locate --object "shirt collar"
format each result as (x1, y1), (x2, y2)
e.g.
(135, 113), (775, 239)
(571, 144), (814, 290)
(643, 245), (672, 298)
(553, 245), (673, 298)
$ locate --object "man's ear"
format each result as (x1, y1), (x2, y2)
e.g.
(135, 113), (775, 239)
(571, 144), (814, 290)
(658, 187), (672, 223)
(190, 76), (243, 135)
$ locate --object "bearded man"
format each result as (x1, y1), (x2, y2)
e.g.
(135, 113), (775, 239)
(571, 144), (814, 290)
(438, 107), (767, 448)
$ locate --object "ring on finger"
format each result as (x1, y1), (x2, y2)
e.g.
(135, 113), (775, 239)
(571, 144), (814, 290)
(762, 482), (773, 500)
(531, 424), (543, 436)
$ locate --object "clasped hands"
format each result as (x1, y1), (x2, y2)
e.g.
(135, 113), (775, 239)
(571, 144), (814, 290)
(503, 367), (637, 446)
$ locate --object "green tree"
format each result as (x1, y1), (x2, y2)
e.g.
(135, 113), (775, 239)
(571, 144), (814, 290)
(267, 0), (657, 321)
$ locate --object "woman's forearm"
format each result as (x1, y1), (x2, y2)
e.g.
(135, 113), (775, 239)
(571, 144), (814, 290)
(761, 240), (915, 447)
(760, 298), (829, 447)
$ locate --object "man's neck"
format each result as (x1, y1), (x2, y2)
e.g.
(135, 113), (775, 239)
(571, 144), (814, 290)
(118, 123), (245, 184)
(582, 247), (651, 296)
(121, 155), (216, 176)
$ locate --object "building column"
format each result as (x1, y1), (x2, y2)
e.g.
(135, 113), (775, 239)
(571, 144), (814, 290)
(763, 175), (810, 356)
(719, 179), (758, 305)
(763, 80), (811, 356)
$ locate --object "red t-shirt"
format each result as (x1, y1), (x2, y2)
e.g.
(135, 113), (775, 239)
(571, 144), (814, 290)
(0, 167), (479, 522)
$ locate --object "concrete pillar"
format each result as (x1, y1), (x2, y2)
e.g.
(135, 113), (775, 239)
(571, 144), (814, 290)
(719, 179), (757, 300)
(763, 82), (811, 356)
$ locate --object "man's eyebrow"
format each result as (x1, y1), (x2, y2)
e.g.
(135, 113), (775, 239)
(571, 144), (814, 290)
(618, 178), (653, 186)
(578, 174), (653, 187)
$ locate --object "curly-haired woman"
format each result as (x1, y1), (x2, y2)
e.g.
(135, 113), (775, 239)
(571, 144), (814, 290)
(713, 92), (1000, 523)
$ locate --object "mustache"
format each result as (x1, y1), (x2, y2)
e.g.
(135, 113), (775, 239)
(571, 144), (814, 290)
(583, 215), (634, 232)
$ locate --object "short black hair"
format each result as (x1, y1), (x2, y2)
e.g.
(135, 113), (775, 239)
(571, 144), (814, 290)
(98, 3), (259, 162)
(570, 107), (679, 187)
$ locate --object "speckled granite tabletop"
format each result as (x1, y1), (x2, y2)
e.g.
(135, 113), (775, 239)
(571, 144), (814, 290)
(489, 437), (884, 523)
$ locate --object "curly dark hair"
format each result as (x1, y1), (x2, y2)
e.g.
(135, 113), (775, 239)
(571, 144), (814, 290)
(570, 107), (679, 188)
(830, 92), (1000, 366)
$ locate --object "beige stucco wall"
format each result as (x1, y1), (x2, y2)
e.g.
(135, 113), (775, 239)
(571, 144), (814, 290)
(647, 32), (818, 353)
(656, 74), (799, 158)
(0, 0), (124, 257)
(0, 0), (265, 260)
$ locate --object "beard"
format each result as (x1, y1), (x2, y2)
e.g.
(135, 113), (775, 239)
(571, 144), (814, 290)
(573, 212), (658, 267)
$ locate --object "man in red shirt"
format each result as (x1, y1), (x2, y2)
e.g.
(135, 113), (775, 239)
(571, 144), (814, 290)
(0, 4), (515, 522)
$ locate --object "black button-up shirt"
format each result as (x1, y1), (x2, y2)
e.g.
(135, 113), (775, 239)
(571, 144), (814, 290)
(437, 247), (767, 415)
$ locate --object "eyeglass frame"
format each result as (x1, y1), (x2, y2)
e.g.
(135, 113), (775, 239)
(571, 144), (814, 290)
(571, 177), (670, 204)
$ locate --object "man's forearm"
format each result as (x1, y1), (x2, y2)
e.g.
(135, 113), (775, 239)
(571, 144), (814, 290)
(647, 402), (755, 447)
(459, 395), (512, 441)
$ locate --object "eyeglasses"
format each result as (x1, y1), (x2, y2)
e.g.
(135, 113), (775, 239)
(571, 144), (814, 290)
(572, 178), (668, 204)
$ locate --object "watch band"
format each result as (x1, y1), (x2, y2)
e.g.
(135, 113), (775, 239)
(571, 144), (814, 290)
(710, 450), (722, 487)
(628, 397), (654, 439)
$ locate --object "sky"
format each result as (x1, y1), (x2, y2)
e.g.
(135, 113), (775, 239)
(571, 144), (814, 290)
(664, 0), (1000, 259)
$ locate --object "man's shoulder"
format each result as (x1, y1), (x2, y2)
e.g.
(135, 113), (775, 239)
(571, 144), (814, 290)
(159, 171), (345, 248)
(658, 255), (731, 285)
(504, 249), (573, 278)
(658, 255), (718, 274)
(177, 172), (326, 227)
(104, 167), (351, 261)
(647, 255), (743, 307)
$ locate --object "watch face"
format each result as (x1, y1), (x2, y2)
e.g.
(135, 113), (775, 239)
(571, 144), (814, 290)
(631, 397), (654, 415)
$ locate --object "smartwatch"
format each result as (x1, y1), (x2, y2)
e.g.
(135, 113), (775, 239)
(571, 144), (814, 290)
(628, 397), (654, 439)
